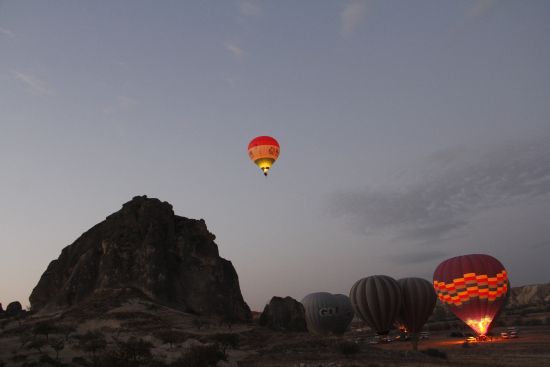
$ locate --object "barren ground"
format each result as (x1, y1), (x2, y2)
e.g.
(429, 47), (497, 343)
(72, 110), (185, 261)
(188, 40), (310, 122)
(1, 300), (549, 367)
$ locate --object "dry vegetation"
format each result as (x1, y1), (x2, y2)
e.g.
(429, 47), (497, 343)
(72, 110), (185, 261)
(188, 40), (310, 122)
(1, 299), (549, 367)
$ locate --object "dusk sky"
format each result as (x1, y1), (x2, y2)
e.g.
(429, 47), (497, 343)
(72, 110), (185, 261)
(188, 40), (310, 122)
(1, 0), (550, 311)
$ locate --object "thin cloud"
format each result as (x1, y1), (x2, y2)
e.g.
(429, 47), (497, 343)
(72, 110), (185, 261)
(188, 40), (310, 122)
(341, 0), (368, 35)
(224, 40), (243, 58)
(467, 0), (500, 20)
(14, 71), (54, 96)
(331, 135), (550, 242)
(240, 0), (261, 17)
(0, 27), (15, 38)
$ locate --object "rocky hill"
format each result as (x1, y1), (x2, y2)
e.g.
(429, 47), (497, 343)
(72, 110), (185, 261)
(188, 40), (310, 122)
(29, 196), (251, 321)
(506, 283), (550, 310)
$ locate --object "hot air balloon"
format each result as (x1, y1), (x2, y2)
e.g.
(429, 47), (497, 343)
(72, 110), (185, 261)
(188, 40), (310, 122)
(433, 254), (508, 336)
(349, 275), (402, 336)
(397, 277), (437, 350)
(248, 136), (280, 176)
(301, 292), (354, 335)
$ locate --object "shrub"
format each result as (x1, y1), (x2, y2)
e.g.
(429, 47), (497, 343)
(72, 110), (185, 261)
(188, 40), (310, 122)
(57, 324), (77, 341)
(338, 341), (360, 358)
(421, 348), (447, 359)
(76, 331), (107, 358)
(113, 337), (154, 363)
(33, 322), (58, 340)
(210, 333), (239, 353)
(24, 336), (48, 354)
(49, 338), (65, 360)
(154, 330), (188, 349)
(171, 344), (226, 367)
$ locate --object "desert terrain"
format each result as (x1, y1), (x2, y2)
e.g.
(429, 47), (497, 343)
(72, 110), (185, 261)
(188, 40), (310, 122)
(1, 298), (549, 367)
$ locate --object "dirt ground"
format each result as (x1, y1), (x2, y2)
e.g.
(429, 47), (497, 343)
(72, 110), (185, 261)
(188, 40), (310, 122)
(237, 325), (550, 367)
(1, 300), (549, 367)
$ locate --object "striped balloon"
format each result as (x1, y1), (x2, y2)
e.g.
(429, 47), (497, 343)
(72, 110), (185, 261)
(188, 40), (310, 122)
(349, 275), (402, 335)
(433, 254), (508, 335)
(397, 277), (437, 346)
(248, 136), (280, 176)
(301, 292), (354, 335)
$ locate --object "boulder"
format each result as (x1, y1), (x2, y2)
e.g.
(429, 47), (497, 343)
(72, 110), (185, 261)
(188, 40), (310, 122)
(259, 296), (307, 332)
(29, 196), (251, 322)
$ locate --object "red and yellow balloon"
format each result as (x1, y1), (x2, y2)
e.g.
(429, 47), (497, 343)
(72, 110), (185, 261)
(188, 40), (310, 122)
(248, 136), (280, 176)
(433, 254), (508, 336)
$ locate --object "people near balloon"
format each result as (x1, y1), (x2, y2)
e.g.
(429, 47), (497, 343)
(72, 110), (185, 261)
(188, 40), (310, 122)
(433, 254), (508, 337)
(301, 292), (354, 335)
(396, 277), (437, 350)
(248, 136), (280, 176)
(349, 275), (402, 339)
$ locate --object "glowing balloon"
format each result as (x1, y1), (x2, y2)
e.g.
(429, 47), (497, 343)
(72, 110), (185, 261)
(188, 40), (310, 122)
(301, 292), (354, 335)
(433, 254), (508, 336)
(349, 275), (402, 335)
(248, 136), (280, 176)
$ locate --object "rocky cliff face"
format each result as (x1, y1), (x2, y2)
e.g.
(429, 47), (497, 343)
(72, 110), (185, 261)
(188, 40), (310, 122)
(505, 283), (550, 309)
(30, 196), (251, 321)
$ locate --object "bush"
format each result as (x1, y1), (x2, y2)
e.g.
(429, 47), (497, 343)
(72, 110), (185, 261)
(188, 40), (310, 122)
(171, 344), (226, 367)
(338, 341), (360, 358)
(113, 337), (154, 363)
(421, 348), (447, 359)
(33, 322), (58, 340)
(154, 330), (188, 349)
(76, 331), (107, 357)
(49, 338), (65, 360)
(209, 333), (239, 353)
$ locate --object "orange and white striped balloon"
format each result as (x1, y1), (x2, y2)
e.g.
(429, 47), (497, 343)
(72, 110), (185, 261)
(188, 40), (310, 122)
(248, 136), (280, 176)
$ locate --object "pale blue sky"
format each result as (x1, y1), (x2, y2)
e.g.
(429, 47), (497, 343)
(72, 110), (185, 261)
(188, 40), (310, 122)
(1, 0), (550, 310)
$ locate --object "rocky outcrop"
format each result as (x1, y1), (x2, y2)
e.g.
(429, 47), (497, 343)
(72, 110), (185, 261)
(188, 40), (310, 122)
(506, 283), (550, 309)
(5, 302), (23, 318)
(29, 196), (251, 321)
(259, 296), (307, 332)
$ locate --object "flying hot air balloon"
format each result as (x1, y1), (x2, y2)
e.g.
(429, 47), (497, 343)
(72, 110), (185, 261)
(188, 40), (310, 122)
(433, 254), (508, 336)
(248, 136), (280, 176)
(397, 277), (437, 350)
(349, 275), (402, 336)
(301, 292), (354, 335)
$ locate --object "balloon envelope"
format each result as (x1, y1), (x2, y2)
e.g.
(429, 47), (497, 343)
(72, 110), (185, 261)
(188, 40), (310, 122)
(349, 275), (402, 335)
(433, 254), (508, 335)
(301, 292), (354, 335)
(397, 277), (437, 334)
(248, 136), (280, 176)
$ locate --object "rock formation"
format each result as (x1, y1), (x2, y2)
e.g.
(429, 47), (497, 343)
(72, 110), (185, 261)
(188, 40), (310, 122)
(259, 296), (307, 332)
(30, 196), (251, 321)
(506, 283), (550, 309)
(5, 302), (23, 318)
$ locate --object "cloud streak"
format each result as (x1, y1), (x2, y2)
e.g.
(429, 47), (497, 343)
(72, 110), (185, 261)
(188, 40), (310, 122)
(331, 135), (550, 242)
(341, 0), (368, 35)
(224, 40), (243, 58)
(14, 71), (54, 96)
(0, 27), (15, 38)
(467, 0), (500, 20)
(239, 0), (261, 17)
